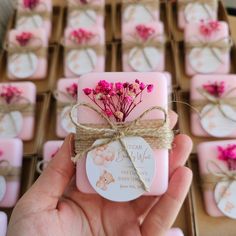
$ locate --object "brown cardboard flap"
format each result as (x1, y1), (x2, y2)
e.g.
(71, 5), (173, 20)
(114, 1), (170, 41)
(0, 45), (59, 93)
(174, 41), (236, 91)
(176, 91), (223, 154)
(229, 15), (236, 45)
(168, 0), (230, 42)
(189, 158), (236, 236)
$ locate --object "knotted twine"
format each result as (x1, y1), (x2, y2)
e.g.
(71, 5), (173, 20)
(185, 37), (233, 64)
(122, 0), (159, 22)
(191, 87), (236, 122)
(70, 102), (174, 191)
(0, 160), (21, 181)
(123, 33), (166, 70)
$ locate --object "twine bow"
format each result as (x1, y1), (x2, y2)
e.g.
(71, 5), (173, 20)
(191, 87), (236, 122)
(122, 0), (159, 22)
(185, 37), (233, 64)
(123, 33), (165, 70)
(70, 102), (174, 191)
(0, 160), (21, 181)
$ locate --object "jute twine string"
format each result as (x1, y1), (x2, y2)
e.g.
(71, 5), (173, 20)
(185, 37), (233, 64)
(70, 102), (174, 191)
(122, 0), (159, 22)
(123, 33), (166, 70)
(191, 87), (236, 122)
(0, 160), (21, 181)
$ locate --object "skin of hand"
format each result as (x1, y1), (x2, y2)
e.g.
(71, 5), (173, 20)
(7, 111), (193, 236)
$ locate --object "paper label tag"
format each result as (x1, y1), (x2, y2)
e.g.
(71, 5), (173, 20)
(68, 10), (97, 28)
(189, 47), (222, 74)
(16, 15), (44, 30)
(184, 3), (214, 23)
(66, 49), (97, 76)
(0, 176), (6, 202)
(8, 52), (38, 78)
(129, 47), (161, 72)
(123, 5), (154, 23)
(86, 137), (155, 202)
(60, 105), (76, 134)
(0, 111), (23, 138)
(200, 104), (236, 138)
(215, 181), (236, 219)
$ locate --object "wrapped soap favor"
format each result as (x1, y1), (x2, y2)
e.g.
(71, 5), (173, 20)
(0, 211), (7, 236)
(178, 0), (218, 30)
(7, 29), (48, 80)
(122, 0), (159, 25)
(190, 75), (236, 138)
(37, 141), (63, 173)
(67, 0), (105, 29)
(197, 140), (236, 218)
(0, 82), (36, 140)
(167, 228), (184, 236)
(0, 139), (23, 208)
(185, 20), (232, 76)
(122, 23), (165, 72)
(54, 78), (78, 138)
(63, 27), (105, 77)
(16, 0), (52, 38)
(71, 72), (174, 202)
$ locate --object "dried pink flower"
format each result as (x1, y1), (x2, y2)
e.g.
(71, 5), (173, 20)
(16, 32), (33, 46)
(23, 0), (39, 9)
(66, 83), (78, 100)
(203, 81), (225, 97)
(199, 20), (220, 37)
(0, 85), (22, 104)
(70, 28), (94, 44)
(136, 24), (155, 41)
(218, 144), (236, 171)
(147, 84), (154, 93)
(83, 88), (92, 96)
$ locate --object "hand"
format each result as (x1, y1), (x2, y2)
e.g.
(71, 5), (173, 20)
(8, 112), (193, 236)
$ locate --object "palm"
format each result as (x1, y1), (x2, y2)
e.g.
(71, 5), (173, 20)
(8, 133), (192, 236)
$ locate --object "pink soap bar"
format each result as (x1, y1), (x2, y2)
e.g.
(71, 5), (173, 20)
(0, 82), (36, 140)
(56, 78), (79, 138)
(67, 0), (105, 28)
(0, 139), (23, 208)
(122, 22), (165, 72)
(190, 75), (236, 138)
(64, 27), (105, 78)
(178, 0), (218, 30)
(166, 228), (184, 236)
(0, 211), (7, 236)
(16, 0), (52, 38)
(197, 140), (236, 217)
(76, 72), (169, 196)
(185, 21), (230, 76)
(7, 28), (48, 80)
(122, 1), (159, 25)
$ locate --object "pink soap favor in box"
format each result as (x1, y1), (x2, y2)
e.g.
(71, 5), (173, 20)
(122, 23), (165, 72)
(178, 0), (218, 30)
(63, 27), (105, 78)
(122, 0), (159, 25)
(0, 139), (23, 208)
(72, 72), (174, 202)
(0, 82), (36, 140)
(16, 0), (52, 38)
(0, 211), (7, 236)
(67, 0), (105, 29)
(185, 20), (231, 76)
(197, 140), (236, 218)
(7, 29), (48, 80)
(190, 75), (236, 138)
(166, 228), (184, 236)
(55, 78), (78, 138)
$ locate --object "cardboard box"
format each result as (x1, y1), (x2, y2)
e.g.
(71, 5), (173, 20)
(229, 15), (236, 44)
(168, 0), (230, 42)
(189, 158), (236, 236)
(113, 1), (170, 41)
(174, 41), (236, 91)
(0, 45), (59, 93)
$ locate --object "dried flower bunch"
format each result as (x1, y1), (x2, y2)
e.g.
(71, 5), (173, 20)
(203, 81), (225, 97)
(218, 144), (236, 171)
(70, 28), (94, 44)
(16, 32), (33, 46)
(0, 85), (22, 104)
(83, 79), (154, 122)
(23, 0), (40, 9)
(136, 24), (155, 41)
(199, 20), (220, 37)
(66, 83), (78, 100)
